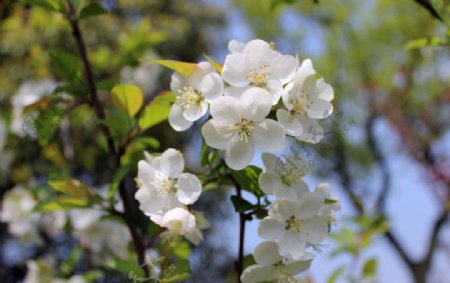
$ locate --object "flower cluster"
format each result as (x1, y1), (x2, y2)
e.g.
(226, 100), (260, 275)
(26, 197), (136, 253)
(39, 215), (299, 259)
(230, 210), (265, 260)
(135, 148), (205, 245)
(240, 153), (340, 282)
(168, 39), (334, 170)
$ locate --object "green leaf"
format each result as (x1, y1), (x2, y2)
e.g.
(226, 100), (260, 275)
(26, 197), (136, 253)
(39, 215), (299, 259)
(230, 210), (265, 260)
(243, 254), (256, 269)
(102, 108), (134, 137)
(202, 53), (223, 73)
(405, 37), (446, 50)
(48, 179), (92, 200)
(173, 241), (191, 260)
(132, 137), (161, 150)
(138, 92), (176, 130)
(362, 258), (378, 279)
(230, 195), (255, 212)
(111, 84), (144, 117)
(160, 259), (191, 283)
(107, 258), (144, 278)
(34, 106), (67, 145)
(33, 196), (89, 212)
(60, 247), (82, 274)
(108, 165), (135, 198)
(270, 0), (296, 10)
(82, 270), (103, 282)
(49, 50), (80, 82)
(431, 0), (450, 26)
(145, 58), (197, 77)
(324, 198), (338, 204)
(20, 0), (61, 12)
(327, 266), (345, 283)
(79, 3), (107, 20)
(231, 166), (265, 197)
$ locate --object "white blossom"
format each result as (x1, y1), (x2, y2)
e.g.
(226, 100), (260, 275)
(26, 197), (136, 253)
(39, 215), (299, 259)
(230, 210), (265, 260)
(135, 148), (202, 222)
(70, 209), (130, 261)
(258, 193), (329, 260)
(241, 241), (313, 283)
(11, 80), (56, 137)
(222, 39), (298, 104)
(159, 207), (203, 245)
(259, 153), (308, 200)
(277, 59), (334, 143)
(169, 62), (224, 131)
(120, 52), (161, 96)
(202, 88), (285, 170)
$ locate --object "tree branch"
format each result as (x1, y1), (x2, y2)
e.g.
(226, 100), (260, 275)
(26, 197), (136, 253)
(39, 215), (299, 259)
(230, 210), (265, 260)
(66, 1), (148, 276)
(413, 0), (442, 21)
(230, 176), (246, 283)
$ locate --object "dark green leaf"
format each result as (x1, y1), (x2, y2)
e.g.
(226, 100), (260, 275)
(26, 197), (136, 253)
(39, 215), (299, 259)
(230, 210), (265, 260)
(79, 3), (107, 20)
(231, 166), (265, 197)
(362, 258), (378, 279)
(230, 195), (255, 212)
(49, 50), (80, 82)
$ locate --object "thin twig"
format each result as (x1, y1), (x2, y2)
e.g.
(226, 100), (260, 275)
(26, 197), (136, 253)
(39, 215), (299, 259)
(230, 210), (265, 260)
(229, 175), (246, 283)
(66, 1), (148, 276)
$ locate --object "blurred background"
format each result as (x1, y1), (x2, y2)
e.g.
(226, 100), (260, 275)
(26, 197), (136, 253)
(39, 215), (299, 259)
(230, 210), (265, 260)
(0, 0), (449, 282)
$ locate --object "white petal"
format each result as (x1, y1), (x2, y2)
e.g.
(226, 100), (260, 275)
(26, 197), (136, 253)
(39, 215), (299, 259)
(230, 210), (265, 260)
(258, 172), (278, 195)
(307, 98), (333, 119)
(266, 79), (283, 105)
(170, 72), (188, 93)
(201, 119), (233, 150)
(285, 258), (313, 276)
(225, 140), (255, 170)
(153, 148), (184, 178)
(303, 215), (328, 244)
(276, 109), (303, 137)
(270, 55), (298, 84)
(198, 72), (224, 100)
(258, 217), (284, 241)
(243, 39), (277, 65)
(228, 39), (246, 54)
(278, 231), (307, 260)
(222, 53), (250, 87)
(224, 85), (250, 99)
(296, 192), (323, 219)
(253, 241), (283, 265)
(261, 152), (280, 171)
(210, 96), (241, 123)
(137, 160), (155, 187)
(296, 59), (316, 84)
(169, 104), (193, 132)
(315, 78), (334, 101)
(269, 199), (298, 220)
(183, 100), (208, 121)
(252, 120), (285, 151)
(241, 265), (276, 283)
(176, 173), (202, 205)
(294, 115), (324, 143)
(197, 61), (214, 73)
(240, 88), (272, 121)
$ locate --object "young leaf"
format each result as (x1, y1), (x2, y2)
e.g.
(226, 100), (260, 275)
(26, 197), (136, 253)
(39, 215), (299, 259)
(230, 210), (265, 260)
(33, 196), (89, 212)
(230, 195), (255, 212)
(202, 53), (223, 73)
(160, 259), (191, 283)
(138, 91), (175, 130)
(79, 3), (107, 20)
(20, 0), (61, 12)
(48, 179), (91, 200)
(231, 166), (265, 197)
(362, 258), (378, 279)
(145, 58), (197, 77)
(111, 84), (144, 117)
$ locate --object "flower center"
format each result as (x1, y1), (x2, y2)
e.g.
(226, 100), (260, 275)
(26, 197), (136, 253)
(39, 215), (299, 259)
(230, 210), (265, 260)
(229, 118), (255, 143)
(151, 172), (176, 199)
(280, 167), (301, 186)
(246, 64), (270, 88)
(290, 89), (313, 116)
(285, 215), (305, 234)
(167, 220), (184, 235)
(176, 87), (204, 109)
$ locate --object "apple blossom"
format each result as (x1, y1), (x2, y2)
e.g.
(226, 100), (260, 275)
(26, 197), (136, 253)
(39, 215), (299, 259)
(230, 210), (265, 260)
(259, 153), (308, 200)
(241, 241), (313, 283)
(202, 88), (285, 170)
(169, 62), (224, 131)
(222, 39), (298, 104)
(135, 148), (202, 222)
(159, 207), (203, 245)
(277, 59), (334, 143)
(258, 193), (330, 260)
